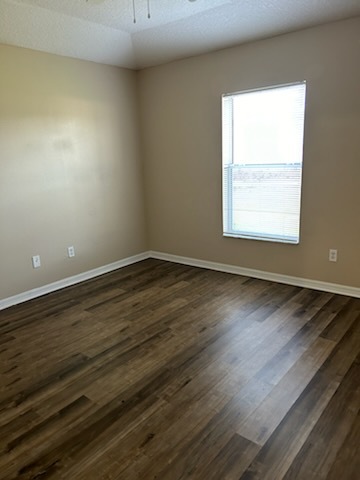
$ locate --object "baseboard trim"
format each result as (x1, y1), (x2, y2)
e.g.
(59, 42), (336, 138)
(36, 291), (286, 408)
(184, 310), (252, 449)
(2, 250), (359, 310)
(0, 252), (151, 311)
(150, 251), (360, 298)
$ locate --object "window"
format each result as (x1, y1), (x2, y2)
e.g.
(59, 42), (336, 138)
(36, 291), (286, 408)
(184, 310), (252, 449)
(222, 82), (306, 244)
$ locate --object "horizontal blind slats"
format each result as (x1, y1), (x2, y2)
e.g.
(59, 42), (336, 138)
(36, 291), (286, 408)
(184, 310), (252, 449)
(222, 82), (306, 243)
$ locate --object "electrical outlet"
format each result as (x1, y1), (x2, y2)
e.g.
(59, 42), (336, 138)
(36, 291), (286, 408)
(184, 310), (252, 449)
(67, 246), (75, 258)
(329, 249), (337, 262)
(32, 255), (41, 269)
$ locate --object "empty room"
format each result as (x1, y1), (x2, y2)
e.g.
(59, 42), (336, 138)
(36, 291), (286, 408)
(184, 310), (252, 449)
(0, 0), (359, 478)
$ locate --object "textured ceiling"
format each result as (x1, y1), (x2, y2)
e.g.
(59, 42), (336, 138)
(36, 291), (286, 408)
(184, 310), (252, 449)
(0, 0), (360, 69)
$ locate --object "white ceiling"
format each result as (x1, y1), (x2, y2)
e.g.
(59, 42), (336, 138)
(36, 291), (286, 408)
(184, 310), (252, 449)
(1, 0), (360, 69)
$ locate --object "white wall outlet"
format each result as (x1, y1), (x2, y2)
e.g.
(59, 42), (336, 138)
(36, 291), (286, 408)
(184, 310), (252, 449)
(67, 246), (75, 258)
(329, 249), (338, 262)
(32, 255), (41, 269)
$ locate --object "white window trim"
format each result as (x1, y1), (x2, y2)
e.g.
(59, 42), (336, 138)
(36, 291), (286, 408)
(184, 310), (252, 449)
(222, 81), (306, 244)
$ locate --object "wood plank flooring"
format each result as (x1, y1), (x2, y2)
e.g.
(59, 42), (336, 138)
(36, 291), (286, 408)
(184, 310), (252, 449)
(0, 259), (359, 479)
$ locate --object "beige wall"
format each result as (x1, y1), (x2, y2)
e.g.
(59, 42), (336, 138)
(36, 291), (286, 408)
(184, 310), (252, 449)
(0, 45), (147, 299)
(1, 17), (359, 302)
(138, 17), (360, 288)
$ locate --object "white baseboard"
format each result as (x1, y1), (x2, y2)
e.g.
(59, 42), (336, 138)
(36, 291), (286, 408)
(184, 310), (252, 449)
(150, 251), (360, 298)
(2, 249), (359, 311)
(0, 252), (151, 311)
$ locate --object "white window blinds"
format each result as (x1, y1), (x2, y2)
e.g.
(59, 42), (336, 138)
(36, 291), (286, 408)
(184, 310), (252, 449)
(222, 82), (306, 244)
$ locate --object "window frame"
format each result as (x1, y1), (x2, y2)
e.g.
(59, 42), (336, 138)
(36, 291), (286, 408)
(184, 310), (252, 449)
(222, 81), (307, 245)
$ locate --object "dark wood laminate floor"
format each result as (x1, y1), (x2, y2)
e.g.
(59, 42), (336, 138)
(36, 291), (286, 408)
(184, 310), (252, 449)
(0, 259), (359, 480)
